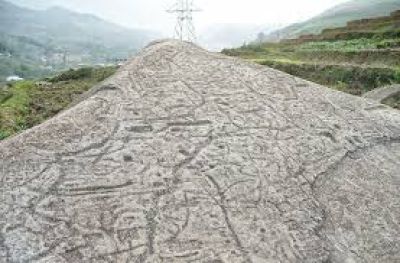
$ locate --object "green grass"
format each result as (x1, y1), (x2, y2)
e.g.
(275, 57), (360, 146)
(396, 69), (400, 82)
(259, 60), (400, 95)
(0, 81), (33, 136)
(224, 40), (400, 92)
(0, 66), (116, 140)
(224, 8), (400, 92)
(0, 87), (12, 104)
(298, 38), (400, 52)
(223, 28), (400, 94)
(299, 39), (375, 52)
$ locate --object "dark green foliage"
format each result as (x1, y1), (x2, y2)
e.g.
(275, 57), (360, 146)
(294, 50), (400, 68)
(316, 30), (400, 41)
(395, 70), (400, 82)
(376, 39), (400, 48)
(259, 61), (399, 95)
(0, 88), (12, 103)
(48, 66), (116, 83)
(0, 131), (9, 140)
(49, 68), (94, 82)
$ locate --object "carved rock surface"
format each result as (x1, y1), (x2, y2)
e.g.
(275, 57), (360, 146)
(1, 40), (400, 263)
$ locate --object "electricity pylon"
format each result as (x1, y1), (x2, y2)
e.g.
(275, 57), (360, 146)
(167, 0), (201, 42)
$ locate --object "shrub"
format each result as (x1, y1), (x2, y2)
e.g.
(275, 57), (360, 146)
(0, 130), (10, 140)
(0, 88), (12, 104)
(49, 67), (93, 82)
(395, 69), (400, 83)
(259, 60), (398, 94)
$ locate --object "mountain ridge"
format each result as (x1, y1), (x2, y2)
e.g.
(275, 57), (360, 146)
(265, 0), (400, 41)
(0, 0), (157, 80)
(0, 0), (155, 49)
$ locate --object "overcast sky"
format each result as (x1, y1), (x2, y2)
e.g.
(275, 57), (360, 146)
(12, 0), (349, 35)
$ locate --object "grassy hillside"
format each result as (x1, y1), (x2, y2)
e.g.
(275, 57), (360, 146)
(223, 10), (400, 102)
(0, 0), (155, 81)
(0, 66), (116, 140)
(265, 0), (400, 41)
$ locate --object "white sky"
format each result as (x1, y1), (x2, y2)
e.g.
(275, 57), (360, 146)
(13, 0), (350, 35)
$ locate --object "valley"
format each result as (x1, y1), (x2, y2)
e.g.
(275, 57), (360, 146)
(0, 0), (156, 82)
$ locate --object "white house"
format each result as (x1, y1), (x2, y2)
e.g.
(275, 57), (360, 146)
(6, 75), (24, 82)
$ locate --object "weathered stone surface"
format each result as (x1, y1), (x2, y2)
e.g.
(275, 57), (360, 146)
(362, 84), (400, 103)
(1, 40), (400, 262)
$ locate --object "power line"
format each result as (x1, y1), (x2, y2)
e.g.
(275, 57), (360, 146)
(167, 0), (201, 42)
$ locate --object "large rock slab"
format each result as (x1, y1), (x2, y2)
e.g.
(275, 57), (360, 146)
(362, 84), (400, 103)
(1, 40), (400, 263)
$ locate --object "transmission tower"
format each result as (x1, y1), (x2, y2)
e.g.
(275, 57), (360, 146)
(167, 0), (201, 42)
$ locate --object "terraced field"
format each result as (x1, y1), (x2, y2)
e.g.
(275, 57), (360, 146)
(223, 10), (400, 98)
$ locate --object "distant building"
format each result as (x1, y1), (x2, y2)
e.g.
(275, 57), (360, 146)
(113, 58), (128, 67)
(0, 52), (10, 57)
(6, 75), (24, 82)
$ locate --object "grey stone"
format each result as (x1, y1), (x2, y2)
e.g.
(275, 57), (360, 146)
(1, 40), (400, 263)
(362, 84), (400, 103)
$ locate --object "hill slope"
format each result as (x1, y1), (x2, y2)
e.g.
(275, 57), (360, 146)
(265, 0), (400, 41)
(0, 66), (117, 140)
(0, 0), (156, 80)
(224, 9), (400, 96)
(1, 40), (400, 262)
